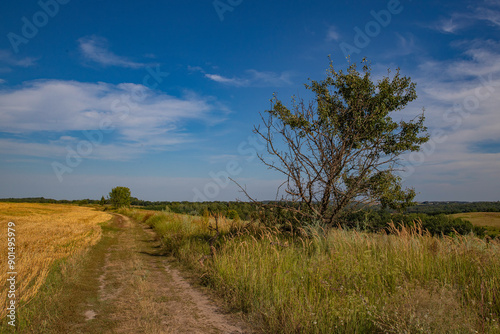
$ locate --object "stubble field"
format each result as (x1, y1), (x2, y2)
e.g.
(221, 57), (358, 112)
(451, 212), (500, 237)
(0, 203), (112, 320)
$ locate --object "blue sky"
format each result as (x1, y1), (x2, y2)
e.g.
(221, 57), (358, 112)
(0, 0), (499, 201)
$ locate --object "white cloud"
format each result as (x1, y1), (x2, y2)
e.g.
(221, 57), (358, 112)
(78, 36), (147, 69)
(201, 68), (293, 87)
(396, 40), (500, 199)
(205, 73), (249, 86)
(0, 138), (150, 161)
(0, 49), (37, 68)
(435, 17), (462, 33)
(473, 7), (500, 27)
(58, 136), (78, 142)
(326, 25), (340, 42)
(430, 5), (500, 34)
(0, 139), (67, 158)
(0, 79), (222, 159)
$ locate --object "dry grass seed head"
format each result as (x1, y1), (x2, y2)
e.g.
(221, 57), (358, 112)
(373, 282), (477, 334)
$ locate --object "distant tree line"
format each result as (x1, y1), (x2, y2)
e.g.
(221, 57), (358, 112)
(1, 197), (497, 237)
(2, 197), (499, 218)
(130, 199), (259, 221)
(0, 197), (101, 205)
(405, 201), (500, 215)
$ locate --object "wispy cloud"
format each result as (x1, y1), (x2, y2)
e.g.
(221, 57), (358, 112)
(325, 25), (340, 42)
(474, 7), (500, 27)
(398, 39), (500, 199)
(246, 69), (293, 86)
(0, 79), (222, 160)
(204, 73), (249, 86)
(194, 67), (293, 87)
(378, 33), (422, 60)
(433, 17), (464, 34)
(0, 138), (149, 161)
(430, 5), (500, 34)
(0, 49), (37, 72)
(78, 35), (147, 69)
(396, 33), (418, 54)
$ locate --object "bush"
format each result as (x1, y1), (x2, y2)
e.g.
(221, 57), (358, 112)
(226, 209), (239, 220)
(338, 210), (481, 236)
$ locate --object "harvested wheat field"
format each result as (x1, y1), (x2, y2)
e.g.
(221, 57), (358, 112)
(451, 212), (500, 228)
(0, 203), (112, 319)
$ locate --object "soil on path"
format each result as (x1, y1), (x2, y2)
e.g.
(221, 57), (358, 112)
(71, 214), (252, 334)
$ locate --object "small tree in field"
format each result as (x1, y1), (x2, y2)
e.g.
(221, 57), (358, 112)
(109, 186), (131, 209)
(253, 59), (429, 226)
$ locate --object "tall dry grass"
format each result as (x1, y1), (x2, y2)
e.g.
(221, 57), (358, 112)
(0, 203), (112, 319)
(125, 209), (500, 333)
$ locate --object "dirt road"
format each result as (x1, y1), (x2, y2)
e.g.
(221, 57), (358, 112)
(68, 214), (251, 334)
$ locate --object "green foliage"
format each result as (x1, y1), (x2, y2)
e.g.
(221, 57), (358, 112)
(226, 209), (239, 220)
(108, 186), (131, 209)
(132, 200), (259, 221)
(258, 58), (429, 225)
(339, 210), (485, 236)
(77, 199), (89, 206)
(99, 196), (106, 206)
(406, 201), (500, 215)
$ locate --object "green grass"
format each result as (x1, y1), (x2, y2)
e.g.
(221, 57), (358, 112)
(124, 209), (500, 333)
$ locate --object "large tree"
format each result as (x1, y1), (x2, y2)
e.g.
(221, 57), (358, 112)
(253, 59), (429, 226)
(109, 186), (131, 209)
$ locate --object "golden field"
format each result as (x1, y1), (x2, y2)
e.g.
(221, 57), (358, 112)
(450, 212), (500, 238)
(450, 211), (500, 228)
(0, 203), (112, 319)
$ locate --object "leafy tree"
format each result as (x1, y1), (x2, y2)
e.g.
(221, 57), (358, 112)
(109, 186), (131, 209)
(99, 196), (106, 206)
(251, 59), (429, 226)
(226, 209), (240, 220)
